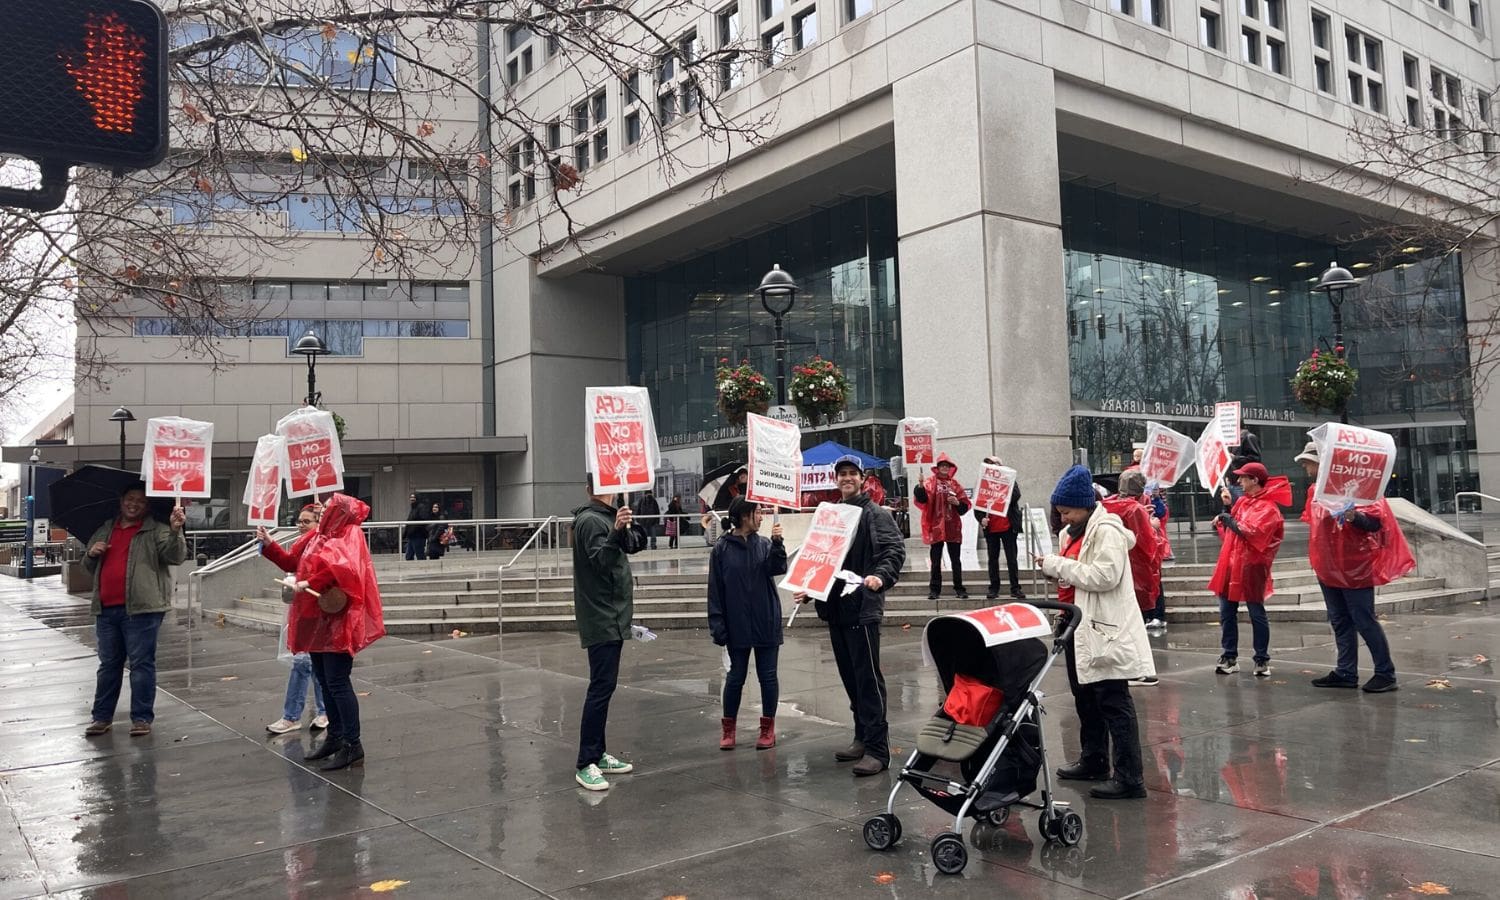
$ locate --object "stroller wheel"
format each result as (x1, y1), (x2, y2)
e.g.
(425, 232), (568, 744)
(1038, 810), (1061, 842)
(862, 814), (901, 851)
(930, 833), (968, 875)
(984, 807), (1010, 828)
(1058, 810), (1084, 847)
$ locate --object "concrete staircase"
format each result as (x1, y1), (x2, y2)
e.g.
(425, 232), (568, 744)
(215, 543), (1499, 636)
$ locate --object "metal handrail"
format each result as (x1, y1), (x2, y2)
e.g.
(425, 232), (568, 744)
(1452, 491), (1500, 529)
(496, 515), (559, 646)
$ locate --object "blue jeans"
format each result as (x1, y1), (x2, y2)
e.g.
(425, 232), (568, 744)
(282, 653), (327, 721)
(577, 640), (622, 769)
(1218, 598), (1269, 664)
(1320, 584), (1395, 679)
(404, 534), (427, 560)
(723, 645), (780, 719)
(91, 606), (166, 723)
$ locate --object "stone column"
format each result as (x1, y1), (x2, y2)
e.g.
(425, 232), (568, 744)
(1462, 248), (1500, 500)
(892, 46), (1074, 501)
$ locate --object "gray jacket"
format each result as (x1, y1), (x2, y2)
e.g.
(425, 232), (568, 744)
(82, 515), (187, 616)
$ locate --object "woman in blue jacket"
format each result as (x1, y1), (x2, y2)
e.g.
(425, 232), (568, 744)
(708, 497), (787, 751)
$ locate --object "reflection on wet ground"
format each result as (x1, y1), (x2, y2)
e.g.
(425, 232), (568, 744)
(0, 575), (1496, 898)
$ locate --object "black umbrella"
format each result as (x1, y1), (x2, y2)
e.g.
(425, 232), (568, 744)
(48, 465), (176, 543)
(699, 461), (747, 511)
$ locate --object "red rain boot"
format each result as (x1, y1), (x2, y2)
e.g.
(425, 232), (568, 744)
(756, 716), (776, 750)
(720, 717), (736, 750)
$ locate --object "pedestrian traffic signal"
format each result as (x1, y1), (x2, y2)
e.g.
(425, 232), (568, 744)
(0, 0), (168, 172)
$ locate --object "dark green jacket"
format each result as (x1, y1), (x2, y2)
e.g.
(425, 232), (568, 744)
(571, 500), (644, 648)
(82, 515), (188, 616)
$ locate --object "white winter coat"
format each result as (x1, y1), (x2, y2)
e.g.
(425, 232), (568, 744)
(1040, 508), (1156, 684)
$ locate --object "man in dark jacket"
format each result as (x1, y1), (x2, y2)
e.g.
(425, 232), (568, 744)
(403, 494), (427, 561)
(634, 492), (661, 549)
(571, 474), (645, 791)
(82, 483), (187, 737)
(975, 456), (1026, 601)
(801, 455), (906, 776)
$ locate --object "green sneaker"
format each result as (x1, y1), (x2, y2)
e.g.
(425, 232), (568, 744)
(597, 753), (634, 774)
(575, 764), (609, 791)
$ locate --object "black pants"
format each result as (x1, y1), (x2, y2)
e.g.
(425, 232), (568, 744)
(723, 645), (780, 718)
(827, 623), (888, 763)
(928, 542), (965, 594)
(577, 640), (623, 769)
(1064, 635), (1142, 784)
(984, 530), (1021, 594)
(309, 652), (360, 744)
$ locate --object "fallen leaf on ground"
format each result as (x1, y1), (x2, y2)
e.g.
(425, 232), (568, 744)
(1426, 678), (1452, 690)
(421, 649), (433, 654)
(1473, 689), (1486, 694)
(219, 676), (238, 681)
(450, 629), (468, 638)
(215, 612), (226, 628)
(369, 880), (410, 892)
(901, 623), (911, 630)
(1408, 882), (1452, 895)
(1300, 669), (1316, 675)
(1405, 738), (1428, 743)
(1475, 654), (1490, 664)
(873, 872), (896, 884)
(356, 691), (371, 697)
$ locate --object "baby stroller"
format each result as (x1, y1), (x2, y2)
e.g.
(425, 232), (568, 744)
(862, 600), (1083, 875)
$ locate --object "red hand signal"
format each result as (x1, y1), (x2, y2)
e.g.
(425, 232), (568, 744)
(59, 12), (146, 134)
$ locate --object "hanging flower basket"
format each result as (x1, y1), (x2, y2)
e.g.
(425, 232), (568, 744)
(790, 356), (849, 426)
(1291, 348), (1358, 413)
(715, 360), (772, 426)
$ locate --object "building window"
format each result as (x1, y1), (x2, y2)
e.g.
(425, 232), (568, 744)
(1479, 92), (1495, 152)
(1241, 0), (1288, 74)
(792, 8), (818, 49)
(571, 89), (608, 171)
(1111, 0), (1165, 28)
(1311, 10), (1333, 93)
(760, 0), (814, 67)
(761, 0), (784, 20)
(1200, 9), (1221, 49)
(546, 120), (561, 150)
(625, 112), (642, 145)
(1344, 26), (1384, 113)
(762, 25), (787, 66)
(503, 25), (534, 86)
(846, 0), (873, 22)
(622, 69), (643, 148)
(1430, 66), (1464, 140)
(1402, 54), (1423, 126)
(718, 4), (745, 92)
(657, 30), (699, 125)
(1470, 1), (1482, 28)
(505, 139), (537, 207)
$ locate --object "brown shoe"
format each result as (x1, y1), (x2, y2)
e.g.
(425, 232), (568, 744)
(84, 721), (112, 736)
(852, 755), (888, 777)
(129, 721), (151, 737)
(834, 740), (865, 762)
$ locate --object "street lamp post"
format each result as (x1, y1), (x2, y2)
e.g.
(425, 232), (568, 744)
(292, 330), (330, 407)
(23, 447), (38, 580)
(108, 406), (134, 470)
(1312, 261), (1360, 424)
(756, 264), (800, 407)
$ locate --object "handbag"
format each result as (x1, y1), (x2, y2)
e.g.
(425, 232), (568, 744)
(439, 526), (456, 546)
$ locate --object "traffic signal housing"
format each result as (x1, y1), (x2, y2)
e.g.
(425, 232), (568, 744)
(0, 0), (168, 174)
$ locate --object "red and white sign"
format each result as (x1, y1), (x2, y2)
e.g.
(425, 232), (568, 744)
(243, 435), (284, 527)
(957, 603), (1053, 645)
(141, 416), (214, 498)
(801, 466), (838, 493)
(276, 407), (344, 499)
(897, 417), (938, 466)
(1214, 401), (1242, 446)
(585, 386), (658, 495)
(971, 463), (1018, 517)
(779, 502), (864, 600)
(1140, 421), (1196, 488)
(745, 412), (802, 509)
(1309, 423), (1396, 510)
(1196, 419), (1233, 492)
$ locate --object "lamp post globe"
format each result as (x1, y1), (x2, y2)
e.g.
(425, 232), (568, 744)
(1312, 261), (1361, 423)
(108, 406), (134, 470)
(292, 330), (330, 407)
(756, 264), (800, 406)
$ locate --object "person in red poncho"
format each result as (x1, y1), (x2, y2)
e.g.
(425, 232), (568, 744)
(257, 492), (385, 770)
(1295, 441), (1414, 693)
(1102, 470), (1162, 686)
(1209, 462), (1291, 678)
(912, 453), (970, 600)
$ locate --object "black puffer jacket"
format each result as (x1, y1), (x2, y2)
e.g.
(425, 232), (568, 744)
(815, 493), (906, 626)
(707, 532), (788, 648)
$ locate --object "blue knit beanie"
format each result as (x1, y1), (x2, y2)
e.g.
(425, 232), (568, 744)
(1050, 465), (1098, 509)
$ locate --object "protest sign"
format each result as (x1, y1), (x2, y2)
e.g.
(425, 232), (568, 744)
(1140, 422), (1196, 488)
(971, 463), (1018, 517)
(1214, 401), (1241, 445)
(801, 466), (837, 493)
(585, 386), (658, 495)
(779, 502), (864, 600)
(1196, 419), (1233, 492)
(142, 416), (214, 498)
(243, 435), (285, 527)
(745, 412), (802, 509)
(1308, 423), (1396, 510)
(897, 417), (938, 466)
(276, 407), (344, 499)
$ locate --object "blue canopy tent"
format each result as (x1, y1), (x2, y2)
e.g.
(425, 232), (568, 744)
(801, 441), (888, 469)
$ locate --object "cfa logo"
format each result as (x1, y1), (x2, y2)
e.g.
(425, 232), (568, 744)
(593, 394), (635, 415)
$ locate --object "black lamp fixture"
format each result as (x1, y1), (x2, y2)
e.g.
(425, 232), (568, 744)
(292, 330), (329, 407)
(24, 447), (39, 580)
(108, 406), (134, 470)
(1312, 261), (1360, 423)
(756, 264), (800, 406)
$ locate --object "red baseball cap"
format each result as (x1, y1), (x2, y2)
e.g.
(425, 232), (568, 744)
(1231, 462), (1269, 484)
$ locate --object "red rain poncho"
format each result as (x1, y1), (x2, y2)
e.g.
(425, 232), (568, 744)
(1301, 489), (1415, 589)
(263, 493), (385, 655)
(1102, 494), (1162, 610)
(914, 453), (970, 544)
(1208, 476), (1293, 603)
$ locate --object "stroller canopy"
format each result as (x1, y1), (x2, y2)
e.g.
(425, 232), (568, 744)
(922, 604), (1052, 695)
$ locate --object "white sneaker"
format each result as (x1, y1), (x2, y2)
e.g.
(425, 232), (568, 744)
(311, 715), (329, 731)
(266, 718), (301, 734)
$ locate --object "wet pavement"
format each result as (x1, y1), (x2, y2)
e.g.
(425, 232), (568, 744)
(1, 575), (1497, 899)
